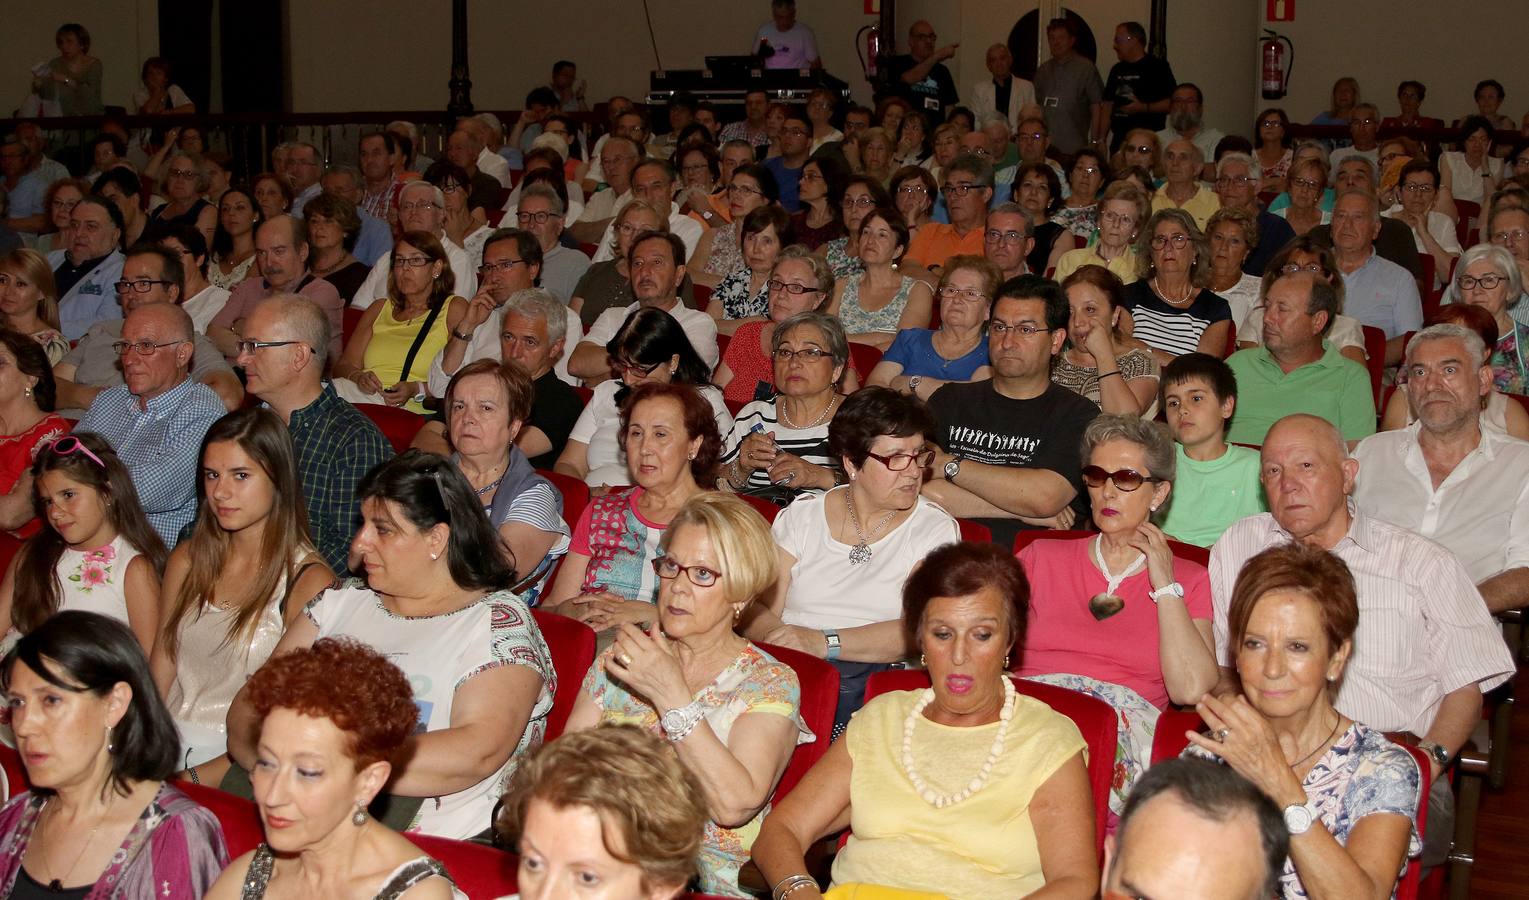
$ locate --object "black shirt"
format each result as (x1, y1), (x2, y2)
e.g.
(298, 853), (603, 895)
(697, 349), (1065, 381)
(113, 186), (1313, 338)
(886, 55), (960, 119)
(994, 77), (1013, 117)
(467, 171), (503, 214)
(53, 252), (112, 299)
(1307, 218), (1424, 280)
(1103, 54), (1176, 151)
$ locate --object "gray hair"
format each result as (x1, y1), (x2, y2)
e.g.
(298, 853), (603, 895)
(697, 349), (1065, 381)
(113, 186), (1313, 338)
(1455, 242), (1524, 299)
(772, 311), (850, 381)
(474, 112), (504, 139)
(386, 120), (421, 143)
(771, 245), (835, 304)
(289, 141), (320, 163)
(169, 152), (212, 193)
(502, 287), (569, 345)
(1165, 138), (1204, 168)
(1335, 154), (1378, 186)
(1081, 413), (1177, 484)
(1135, 208), (1211, 286)
(519, 182), (566, 217)
(1405, 322), (1489, 369)
(399, 179), (446, 209)
(988, 201), (1035, 236)
(1216, 151), (1260, 181)
(1293, 140), (1330, 164)
(260, 293), (330, 363)
(1333, 186), (1380, 223)
(945, 153), (996, 189)
(323, 164), (362, 188)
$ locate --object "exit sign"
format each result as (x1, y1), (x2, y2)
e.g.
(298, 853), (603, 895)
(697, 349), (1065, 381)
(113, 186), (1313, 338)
(1267, 0), (1295, 21)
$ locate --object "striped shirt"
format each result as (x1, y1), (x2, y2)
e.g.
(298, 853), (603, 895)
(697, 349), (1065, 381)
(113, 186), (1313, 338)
(1209, 509), (1514, 736)
(1121, 281), (1232, 358)
(722, 399), (838, 497)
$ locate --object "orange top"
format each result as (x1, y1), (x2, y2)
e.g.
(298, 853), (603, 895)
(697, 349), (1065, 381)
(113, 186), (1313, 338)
(904, 223), (984, 270)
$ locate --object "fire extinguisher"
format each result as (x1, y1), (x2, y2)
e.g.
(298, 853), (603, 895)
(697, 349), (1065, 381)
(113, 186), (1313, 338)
(1261, 30), (1294, 100)
(857, 23), (881, 80)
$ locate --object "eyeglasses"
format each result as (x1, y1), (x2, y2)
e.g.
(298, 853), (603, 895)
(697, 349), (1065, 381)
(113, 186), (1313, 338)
(1459, 273), (1508, 291)
(1280, 263), (1327, 276)
(782, 127), (809, 138)
(1081, 465), (1164, 491)
(398, 201), (440, 213)
(1073, 165), (1101, 176)
(943, 183), (984, 197)
(479, 258), (528, 275)
(1099, 211), (1135, 226)
(863, 448), (936, 472)
(1352, 118), (1377, 126)
(1150, 234), (1191, 250)
(440, 182), (464, 193)
(938, 286), (988, 302)
(897, 184), (928, 195)
(768, 279), (823, 296)
(1492, 229), (1529, 243)
(112, 339), (188, 356)
(841, 195), (876, 208)
(114, 278), (174, 294)
(517, 211), (557, 225)
(728, 184), (764, 198)
(989, 320), (1052, 338)
(1401, 183), (1435, 194)
(49, 198), (79, 210)
(652, 555), (721, 587)
(772, 347), (831, 362)
(1215, 176), (1256, 187)
(237, 339), (303, 355)
(45, 436), (104, 468)
(168, 167), (197, 180)
(612, 358), (664, 378)
(985, 229), (1027, 244)
(392, 255), (434, 268)
(1290, 177), (1322, 191)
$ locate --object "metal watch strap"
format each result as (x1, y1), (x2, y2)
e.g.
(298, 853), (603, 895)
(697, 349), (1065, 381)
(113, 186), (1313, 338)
(823, 628), (842, 661)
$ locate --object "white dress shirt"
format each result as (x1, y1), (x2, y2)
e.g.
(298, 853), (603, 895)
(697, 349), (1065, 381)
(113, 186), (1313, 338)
(477, 147), (513, 188)
(350, 231), (478, 309)
(580, 299), (719, 370)
(182, 285), (231, 334)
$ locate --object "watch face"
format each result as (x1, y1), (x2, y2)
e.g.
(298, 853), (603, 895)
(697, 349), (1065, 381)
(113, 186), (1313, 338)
(944, 460), (960, 479)
(1283, 803), (1314, 834)
(660, 709), (687, 733)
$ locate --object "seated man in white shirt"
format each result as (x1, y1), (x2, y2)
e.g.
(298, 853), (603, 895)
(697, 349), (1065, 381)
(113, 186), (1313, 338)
(350, 180), (477, 308)
(570, 231), (718, 379)
(456, 114), (512, 188)
(1354, 323), (1529, 612)
(589, 159), (703, 263)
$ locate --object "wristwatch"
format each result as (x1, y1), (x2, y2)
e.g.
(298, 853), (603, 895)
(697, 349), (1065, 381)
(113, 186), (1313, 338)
(943, 455), (962, 482)
(823, 628), (842, 661)
(450, 327), (474, 342)
(1282, 801), (1317, 835)
(906, 374), (922, 395)
(1419, 739), (1452, 769)
(660, 701), (705, 742)
(1149, 582), (1185, 604)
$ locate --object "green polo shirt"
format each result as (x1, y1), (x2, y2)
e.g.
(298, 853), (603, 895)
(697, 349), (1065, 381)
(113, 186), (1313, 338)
(1226, 342), (1376, 445)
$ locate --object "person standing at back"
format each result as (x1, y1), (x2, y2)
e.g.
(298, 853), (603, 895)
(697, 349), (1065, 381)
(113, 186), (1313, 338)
(1034, 18), (1104, 157)
(1100, 21), (1176, 153)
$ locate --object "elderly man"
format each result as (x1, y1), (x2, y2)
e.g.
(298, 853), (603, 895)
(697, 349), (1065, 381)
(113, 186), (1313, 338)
(571, 231), (718, 378)
(415, 287), (582, 468)
(0, 134), (50, 240)
(1034, 18), (1104, 156)
(285, 142), (324, 216)
(236, 295), (393, 571)
(581, 95), (638, 190)
(516, 184), (590, 303)
(1355, 323), (1529, 612)
(55, 242), (240, 417)
(1329, 189), (1423, 358)
(209, 216), (344, 363)
(1225, 274), (1374, 445)
(1102, 21), (1175, 151)
(76, 302), (226, 545)
(445, 129), (504, 213)
(718, 90), (772, 153)
(1310, 158), (1423, 278)
(1152, 139), (1220, 229)
(319, 165), (391, 266)
(1214, 152), (1295, 277)
(1329, 103), (1382, 169)
(924, 275), (1098, 548)
(49, 196), (126, 340)
(1104, 759), (1287, 900)
(887, 20), (960, 119)
(457, 115), (512, 188)
(357, 131), (404, 222)
(763, 110), (813, 212)
(573, 136), (639, 241)
(1155, 84), (1224, 180)
(983, 203), (1034, 279)
(589, 160), (703, 263)
(350, 181), (477, 308)
(907, 154), (994, 270)
(971, 43), (1036, 132)
(1210, 413), (1515, 866)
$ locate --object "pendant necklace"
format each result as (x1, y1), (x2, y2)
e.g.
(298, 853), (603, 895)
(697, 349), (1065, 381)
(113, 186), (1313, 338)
(1089, 535), (1144, 620)
(844, 489), (898, 566)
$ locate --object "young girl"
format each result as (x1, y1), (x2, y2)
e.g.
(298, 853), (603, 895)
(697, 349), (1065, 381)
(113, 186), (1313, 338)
(0, 432), (166, 653)
(151, 408), (333, 776)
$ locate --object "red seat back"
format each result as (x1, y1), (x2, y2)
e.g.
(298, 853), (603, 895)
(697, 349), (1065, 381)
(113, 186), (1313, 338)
(573, 385), (594, 408)
(0, 745), (28, 804)
(356, 404), (426, 453)
(723, 396), (749, 416)
(537, 468), (591, 531)
(1150, 709), (1205, 764)
(847, 342), (882, 380)
(757, 642), (839, 802)
(738, 493), (780, 524)
(1386, 736), (1431, 900)
(1361, 325), (1387, 408)
(404, 831), (519, 897)
(530, 610), (596, 741)
(864, 670), (1116, 856)
(956, 518), (992, 544)
(715, 332), (730, 357)
(342, 306), (365, 345)
(172, 780), (265, 858)
(693, 284), (714, 309)
(578, 242), (600, 258)
(1454, 200), (1480, 250)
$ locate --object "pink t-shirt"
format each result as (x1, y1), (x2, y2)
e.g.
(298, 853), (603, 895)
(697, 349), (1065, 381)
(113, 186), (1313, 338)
(1017, 536), (1213, 709)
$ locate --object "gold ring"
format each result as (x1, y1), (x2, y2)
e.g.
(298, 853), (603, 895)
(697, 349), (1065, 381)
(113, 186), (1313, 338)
(618, 653), (633, 667)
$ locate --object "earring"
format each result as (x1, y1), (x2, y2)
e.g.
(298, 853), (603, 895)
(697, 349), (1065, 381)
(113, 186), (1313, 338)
(687, 452), (696, 461)
(352, 805), (367, 827)
(22, 388), (30, 398)
(105, 724), (114, 754)
(430, 551), (439, 561)
(920, 653), (926, 668)
(1003, 654), (1010, 668)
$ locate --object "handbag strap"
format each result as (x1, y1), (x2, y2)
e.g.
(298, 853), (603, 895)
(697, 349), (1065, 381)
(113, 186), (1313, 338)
(398, 299), (446, 384)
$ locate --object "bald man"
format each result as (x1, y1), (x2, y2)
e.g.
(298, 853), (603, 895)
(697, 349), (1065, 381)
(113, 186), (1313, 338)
(886, 20), (960, 119)
(970, 43), (1036, 130)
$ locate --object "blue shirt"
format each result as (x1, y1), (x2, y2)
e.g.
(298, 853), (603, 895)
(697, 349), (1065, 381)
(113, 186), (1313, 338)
(881, 328), (989, 380)
(76, 378), (226, 546)
(49, 249), (125, 341)
(1340, 250), (1422, 339)
(7, 169), (50, 219)
(763, 157), (804, 213)
(351, 209), (392, 266)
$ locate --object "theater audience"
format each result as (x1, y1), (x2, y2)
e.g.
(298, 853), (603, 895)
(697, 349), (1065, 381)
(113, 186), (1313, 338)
(716, 249), (836, 406)
(1054, 181), (1146, 284)
(0, 612), (228, 896)
(251, 172), (293, 222)
(821, 175), (890, 281)
(825, 209), (934, 350)
(707, 207), (794, 334)
(982, 202), (1035, 280)
(854, 127), (897, 187)
(51, 195), (125, 342)
(566, 492), (809, 896)
(231, 451), (555, 841)
(1380, 304), (1529, 439)
(209, 638), (466, 898)
(1156, 353), (1266, 547)
(209, 186), (261, 290)
(904, 155), (992, 270)
(1451, 243), (1529, 392)
(1054, 267), (1159, 414)
(235, 295), (393, 573)
(208, 216), (345, 364)
(317, 165), (393, 267)
(158, 225), (233, 334)
(752, 541), (1096, 898)
(0, 249), (69, 363)
(868, 255), (995, 399)
(690, 164), (779, 288)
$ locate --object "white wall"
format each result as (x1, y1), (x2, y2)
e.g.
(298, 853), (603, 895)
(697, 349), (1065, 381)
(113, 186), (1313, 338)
(1, 0), (159, 115)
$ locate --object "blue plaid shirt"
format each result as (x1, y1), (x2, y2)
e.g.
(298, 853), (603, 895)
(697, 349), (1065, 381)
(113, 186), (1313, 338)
(76, 378), (226, 546)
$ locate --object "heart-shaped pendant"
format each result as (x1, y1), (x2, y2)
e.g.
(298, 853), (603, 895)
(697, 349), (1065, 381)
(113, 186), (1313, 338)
(1089, 593), (1125, 621)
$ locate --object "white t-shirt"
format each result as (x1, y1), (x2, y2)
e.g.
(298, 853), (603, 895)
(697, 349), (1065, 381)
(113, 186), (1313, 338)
(1383, 204), (1462, 285)
(1439, 151), (1503, 204)
(568, 379), (732, 487)
(773, 490), (958, 630)
(582, 299), (720, 370)
(182, 285), (231, 334)
(755, 21), (819, 69)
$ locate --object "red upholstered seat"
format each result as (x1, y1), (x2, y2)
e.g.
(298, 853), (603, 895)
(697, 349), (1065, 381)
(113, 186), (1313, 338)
(530, 610), (596, 740)
(956, 518), (993, 544)
(1361, 325), (1388, 408)
(172, 780), (265, 857)
(537, 468), (590, 532)
(342, 306), (364, 345)
(404, 831), (519, 897)
(737, 493), (781, 525)
(1149, 708), (1205, 764)
(756, 642), (839, 802)
(356, 404), (426, 453)
(1386, 736), (1431, 900)
(847, 342), (882, 380)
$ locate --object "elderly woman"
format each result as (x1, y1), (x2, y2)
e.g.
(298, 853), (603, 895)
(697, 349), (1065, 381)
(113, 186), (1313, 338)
(232, 451), (556, 840)
(1122, 209), (1233, 364)
(692, 164), (780, 288)
(792, 157), (848, 250)
(570, 199), (668, 330)
(753, 541), (1098, 898)
(1188, 542), (1421, 899)
(445, 359), (568, 603)
(556, 308), (730, 487)
(677, 144), (721, 225)
(707, 206), (796, 334)
(926, 123), (962, 183)
(856, 127), (896, 186)
(333, 231), (467, 412)
(1255, 108), (1296, 193)
(566, 493), (810, 896)
(1451, 243), (1529, 393)
(745, 387), (959, 732)
(36, 178), (89, 256)
(426, 161), (491, 263)
(1206, 206), (1265, 330)
(825, 208), (934, 350)
(0, 332), (67, 535)
(210, 639), (466, 898)
(1278, 156), (1332, 237)
(821, 175), (891, 281)
(0, 249), (69, 363)
(1018, 414), (1216, 814)
(210, 185), (261, 289)
(251, 172), (293, 222)
(92, 167), (148, 248)
(868, 255), (994, 399)
(1055, 267), (1160, 415)
(546, 383), (723, 632)
(1054, 181), (1146, 284)
(716, 249), (836, 406)
(722, 311), (848, 501)
(29, 24), (103, 115)
(144, 153), (216, 246)
(1236, 239), (1369, 366)
(1440, 116), (1503, 206)
(499, 726), (709, 899)
(1053, 149), (1111, 238)
(890, 165), (938, 246)
(0, 612), (227, 895)
(1015, 162), (1076, 274)
(1113, 129), (1163, 184)
(302, 192), (370, 304)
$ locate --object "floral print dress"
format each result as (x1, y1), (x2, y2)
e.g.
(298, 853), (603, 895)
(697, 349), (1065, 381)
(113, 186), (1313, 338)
(57, 534), (141, 626)
(1488, 320), (1529, 395)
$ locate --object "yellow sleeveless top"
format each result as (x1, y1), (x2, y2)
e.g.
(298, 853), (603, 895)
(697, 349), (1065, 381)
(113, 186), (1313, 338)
(363, 297), (458, 412)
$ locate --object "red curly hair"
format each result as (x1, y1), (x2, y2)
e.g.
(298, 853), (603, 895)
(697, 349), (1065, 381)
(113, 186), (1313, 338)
(246, 638), (419, 766)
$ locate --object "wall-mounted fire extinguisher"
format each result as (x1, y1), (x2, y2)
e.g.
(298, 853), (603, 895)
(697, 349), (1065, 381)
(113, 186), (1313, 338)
(1261, 29), (1294, 100)
(857, 23), (881, 80)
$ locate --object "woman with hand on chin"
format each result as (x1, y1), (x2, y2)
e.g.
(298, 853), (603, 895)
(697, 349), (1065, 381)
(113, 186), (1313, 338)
(1187, 542), (1420, 899)
(1052, 267), (1159, 416)
(564, 492), (810, 897)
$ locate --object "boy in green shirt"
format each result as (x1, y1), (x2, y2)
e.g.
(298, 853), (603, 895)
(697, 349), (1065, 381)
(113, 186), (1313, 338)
(1156, 353), (1267, 546)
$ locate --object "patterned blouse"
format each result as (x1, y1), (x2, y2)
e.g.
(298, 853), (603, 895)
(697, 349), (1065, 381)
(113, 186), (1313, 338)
(824, 237), (863, 281)
(1488, 319), (1529, 395)
(1052, 203), (1099, 239)
(704, 222), (744, 278)
(581, 642), (813, 897)
(1051, 347), (1159, 409)
(570, 486), (667, 606)
(839, 274), (917, 335)
(714, 268), (770, 321)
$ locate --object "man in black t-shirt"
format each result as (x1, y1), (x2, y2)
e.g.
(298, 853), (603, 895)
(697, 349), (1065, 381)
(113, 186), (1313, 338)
(1101, 21), (1176, 152)
(885, 20), (960, 120)
(924, 275), (1099, 548)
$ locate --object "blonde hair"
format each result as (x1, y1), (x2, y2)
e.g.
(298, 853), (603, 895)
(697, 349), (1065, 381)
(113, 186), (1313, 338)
(0, 249), (61, 331)
(661, 493), (778, 610)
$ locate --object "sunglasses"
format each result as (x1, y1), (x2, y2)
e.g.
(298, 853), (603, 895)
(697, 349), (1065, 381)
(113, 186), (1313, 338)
(47, 436), (105, 468)
(1081, 466), (1164, 491)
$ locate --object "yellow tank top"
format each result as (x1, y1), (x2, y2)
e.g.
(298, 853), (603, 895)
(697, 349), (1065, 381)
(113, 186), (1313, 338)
(362, 297), (458, 412)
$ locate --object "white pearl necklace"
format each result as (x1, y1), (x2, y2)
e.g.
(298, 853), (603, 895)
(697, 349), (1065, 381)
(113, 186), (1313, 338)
(901, 676), (1017, 808)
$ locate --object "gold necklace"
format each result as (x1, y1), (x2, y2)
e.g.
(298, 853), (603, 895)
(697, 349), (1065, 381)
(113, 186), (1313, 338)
(40, 796), (112, 892)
